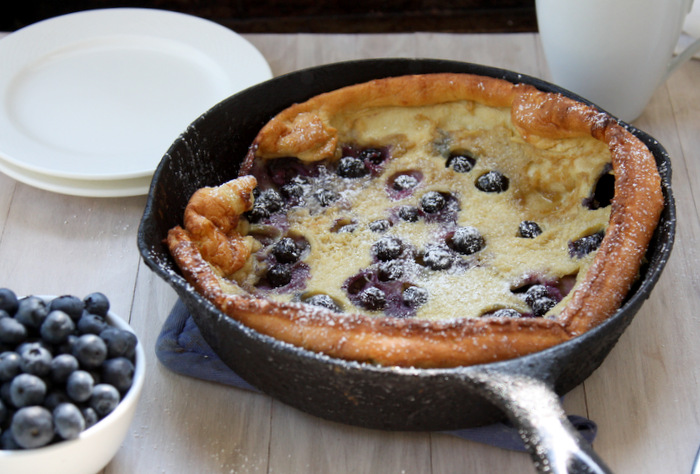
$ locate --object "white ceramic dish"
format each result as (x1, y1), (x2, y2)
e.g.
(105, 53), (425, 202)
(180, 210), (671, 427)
(0, 298), (146, 474)
(0, 8), (272, 181)
(0, 153), (152, 197)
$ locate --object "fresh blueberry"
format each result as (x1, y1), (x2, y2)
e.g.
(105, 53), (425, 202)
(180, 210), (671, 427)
(369, 219), (391, 233)
(10, 373), (47, 407)
(0, 429), (21, 450)
(77, 312), (109, 335)
(50, 354), (80, 384)
(518, 221), (543, 239)
(0, 289), (19, 315)
(358, 287), (387, 311)
(19, 344), (52, 377)
(0, 398), (6, 424)
(101, 357), (134, 393)
(44, 389), (71, 410)
(491, 308), (522, 318)
(569, 231), (605, 258)
(531, 297), (557, 316)
(83, 292), (110, 317)
(378, 260), (404, 281)
(90, 384), (120, 417)
(305, 294), (342, 312)
(447, 152), (476, 173)
(267, 264), (292, 288)
(372, 236), (404, 261)
(272, 237), (302, 264)
(40, 310), (76, 344)
(476, 171), (509, 193)
(72, 334), (108, 369)
(15, 296), (49, 329)
(66, 370), (94, 403)
(49, 295), (85, 321)
(11, 406), (54, 449)
(422, 245), (454, 270)
(402, 286), (429, 308)
(0, 352), (21, 382)
(449, 226), (485, 255)
(313, 188), (339, 207)
(420, 191), (446, 213)
(398, 205), (420, 222)
(81, 407), (99, 429)
(524, 285), (549, 306)
(392, 174), (419, 191)
(53, 402), (85, 440)
(99, 328), (137, 360)
(0, 317), (27, 345)
(337, 156), (368, 178)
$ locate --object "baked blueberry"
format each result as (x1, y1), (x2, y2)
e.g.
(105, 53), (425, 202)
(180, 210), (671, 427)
(272, 237), (302, 263)
(569, 231), (605, 258)
(491, 308), (522, 318)
(305, 294), (342, 312)
(359, 147), (385, 165)
(358, 287), (386, 311)
(314, 188), (340, 207)
(337, 156), (368, 178)
(267, 264), (292, 288)
(518, 221), (543, 239)
(378, 260), (404, 281)
(372, 236), (404, 261)
(398, 205), (420, 222)
(369, 219), (391, 233)
(531, 297), (557, 316)
(280, 176), (308, 201)
(584, 165), (615, 210)
(476, 171), (509, 193)
(392, 173), (419, 192)
(420, 191), (447, 213)
(524, 284), (549, 306)
(449, 226), (485, 255)
(402, 286), (428, 308)
(422, 245), (453, 270)
(446, 152), (476, 173)
(249, 189), (284, 221)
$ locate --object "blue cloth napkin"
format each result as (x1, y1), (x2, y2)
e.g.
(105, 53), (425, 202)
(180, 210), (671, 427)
(156, 299), (597, 452)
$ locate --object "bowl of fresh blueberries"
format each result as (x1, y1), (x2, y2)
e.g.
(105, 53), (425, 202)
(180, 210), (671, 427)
(0, 289), (145, 474)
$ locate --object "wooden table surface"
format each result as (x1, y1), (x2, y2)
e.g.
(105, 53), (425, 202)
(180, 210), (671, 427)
(0, 30), (698, 474)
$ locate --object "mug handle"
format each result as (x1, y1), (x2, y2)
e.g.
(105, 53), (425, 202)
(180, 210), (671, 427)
(666, 37), (700, 79)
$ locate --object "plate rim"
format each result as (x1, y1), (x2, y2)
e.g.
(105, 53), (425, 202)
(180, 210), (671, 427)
(0, 7), (272, 181)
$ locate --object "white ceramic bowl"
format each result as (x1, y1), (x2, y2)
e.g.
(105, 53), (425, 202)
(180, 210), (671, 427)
(0, 299), (146, 474)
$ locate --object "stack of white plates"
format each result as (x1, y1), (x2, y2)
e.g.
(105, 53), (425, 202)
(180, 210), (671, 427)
(0, 8), (272, 197)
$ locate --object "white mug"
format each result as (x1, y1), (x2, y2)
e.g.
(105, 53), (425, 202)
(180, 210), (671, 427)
(536, 0), (700, 122)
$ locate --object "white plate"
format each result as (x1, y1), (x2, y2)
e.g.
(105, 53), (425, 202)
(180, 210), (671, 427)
(0, 8), (272, 181)
(0, 153), (152, 198)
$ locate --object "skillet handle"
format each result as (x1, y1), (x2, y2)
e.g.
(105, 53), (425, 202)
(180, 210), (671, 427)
(467, 370), (613, 474)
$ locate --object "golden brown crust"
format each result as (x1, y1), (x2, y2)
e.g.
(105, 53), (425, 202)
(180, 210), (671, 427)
(167, 73), (664, 368)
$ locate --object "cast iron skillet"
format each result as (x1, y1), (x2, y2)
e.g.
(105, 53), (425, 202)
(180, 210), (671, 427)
(137, 59), (675, 473)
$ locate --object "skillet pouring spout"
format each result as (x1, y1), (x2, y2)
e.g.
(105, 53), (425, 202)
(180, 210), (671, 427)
(467, 370), (611, 474)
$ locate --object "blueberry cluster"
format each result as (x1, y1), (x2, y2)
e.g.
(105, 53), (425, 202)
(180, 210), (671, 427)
(0, 290), (137, 450)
